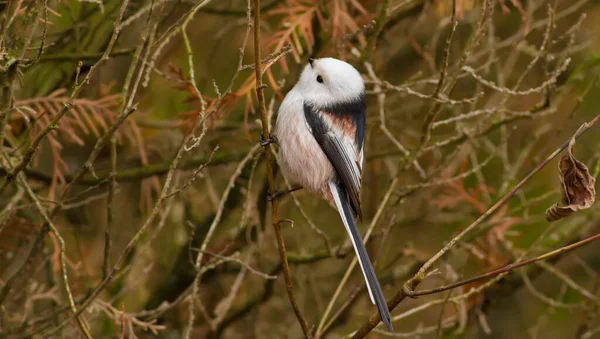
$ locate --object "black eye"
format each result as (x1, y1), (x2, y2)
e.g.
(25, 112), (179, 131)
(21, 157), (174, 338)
(316, 75), (323, 83)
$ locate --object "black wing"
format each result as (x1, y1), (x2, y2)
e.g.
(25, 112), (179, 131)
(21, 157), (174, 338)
(303, 100), (365, 219)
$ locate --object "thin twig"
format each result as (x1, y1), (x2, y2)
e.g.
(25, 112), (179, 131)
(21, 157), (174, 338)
(360, 0), (389, 63)
(104, 134), (116, 280)
(253, 0), (312, 337)
(407, 231), (600, 297)
(432, 0), (458, 99)
(0, 0), (131, 194)
(419, 0), (459, 149)
(239, 44), (293, 71)
(364, 62), (425, 178)
(461, 58), (570, 96)
(33, 3), (245, 337)
(396, 153), (494, 193)
(164, 145), (219, 199)
(15, 174), (92, 338)
(191, 144), (260, 269)
(34, 0), (48, 62)
(536, 261), (600, 304)
(198, 250), (277, 280)
(18, 149), (251, 184)
(350, 111), (600, 338)
(520, 268), (581, 309)
(37, 48), (136, 63)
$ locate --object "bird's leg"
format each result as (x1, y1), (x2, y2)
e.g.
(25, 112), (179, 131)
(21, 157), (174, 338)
(266, 186), (303, 201)
(259, 133), (279, 146)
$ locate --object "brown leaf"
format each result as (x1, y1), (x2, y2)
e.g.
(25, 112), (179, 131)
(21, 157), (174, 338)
(546, 136), (596, 222)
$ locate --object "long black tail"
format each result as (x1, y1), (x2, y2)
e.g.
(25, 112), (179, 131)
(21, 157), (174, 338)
(329, 182), (394, 333)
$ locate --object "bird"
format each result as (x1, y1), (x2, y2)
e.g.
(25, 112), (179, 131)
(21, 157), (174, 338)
(269, 57), (394, 332)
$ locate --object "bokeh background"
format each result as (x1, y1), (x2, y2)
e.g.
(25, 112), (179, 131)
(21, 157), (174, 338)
(1, 0), (600, 338)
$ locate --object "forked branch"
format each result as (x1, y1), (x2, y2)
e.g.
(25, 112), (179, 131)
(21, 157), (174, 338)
(351, 112), (600, 338)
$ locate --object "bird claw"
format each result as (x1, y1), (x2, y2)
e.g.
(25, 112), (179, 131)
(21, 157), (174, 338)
(266, 186), (302, 201)
(266, 190), (284, 201)
(260, 133), (279, 146)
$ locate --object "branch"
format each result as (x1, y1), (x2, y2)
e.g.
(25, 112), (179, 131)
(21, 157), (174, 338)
(13, 149), (251, 184)
(215, 248), (334, 334)
(103, 136), (116, 280)
(408, 231), (600, 297)
(37, 48), (135, 63)
(350, 111), (600, 338)
(0, 0), (131, 195)
(197, 0), (282, 16)
(417, 0), (459, 149)
(0, 155), (91, 337)
(367, 98), (550, 161)
(253, 0), (312, 337)
(462, 57), (570, 96)
(0, 0), (133, 316)
(360, 0), (389, 63)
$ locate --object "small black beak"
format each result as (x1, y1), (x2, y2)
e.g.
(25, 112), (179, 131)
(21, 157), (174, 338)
(308, 58), (314, 67)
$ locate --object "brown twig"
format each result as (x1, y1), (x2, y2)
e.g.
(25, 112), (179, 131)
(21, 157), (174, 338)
(418, 0), (458, 149)
(364, 62), (425, 178)
(432, 0), (458, 99)
(253, 0), (312, 337)
(22, 3), (215, 337)
(164, 145), (220, 199)
(0, 61), (17, 175)
(462, 58), (570, 97)
(190, 144), (261, 272)
(0, 2), (133, 337)
(103, 134), (116, 280)
(360, 0), (389, 63)
(0, 0), (131, 195)
(198, 250), (278, 280)
(13, 174), (91, 338)
(35, 0), (48, 62)
(16, 149), (251, 185)
(240, 44), (293, 71)
(350, 112), (600, 338)
(37, 48), (136, 63)
(104, 24), (147, 277)
(408, 232), (600, 298)
(120, 303), (126, 339)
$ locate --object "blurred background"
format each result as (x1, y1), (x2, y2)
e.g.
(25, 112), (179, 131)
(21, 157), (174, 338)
(1, 0), (600, 338)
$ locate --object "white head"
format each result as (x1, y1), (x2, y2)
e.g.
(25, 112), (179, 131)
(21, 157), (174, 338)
(294, 57), (364, 107)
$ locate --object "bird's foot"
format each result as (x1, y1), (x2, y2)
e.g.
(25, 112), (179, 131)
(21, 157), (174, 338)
(260, 133), (279, 146)
(266, 190), (283, 202)
(266, 186), (302, 201)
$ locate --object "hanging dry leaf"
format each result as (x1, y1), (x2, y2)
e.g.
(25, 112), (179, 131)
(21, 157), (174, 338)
(545, 135), (596, 222)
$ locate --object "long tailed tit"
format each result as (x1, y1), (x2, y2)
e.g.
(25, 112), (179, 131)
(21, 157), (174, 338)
(271, 57), (394, 332)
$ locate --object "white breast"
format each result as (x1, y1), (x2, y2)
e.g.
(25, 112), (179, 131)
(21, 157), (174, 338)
(274, 88), (334, 192)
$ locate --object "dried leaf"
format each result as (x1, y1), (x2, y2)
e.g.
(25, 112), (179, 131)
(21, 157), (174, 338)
(546, 136), (596, 222)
